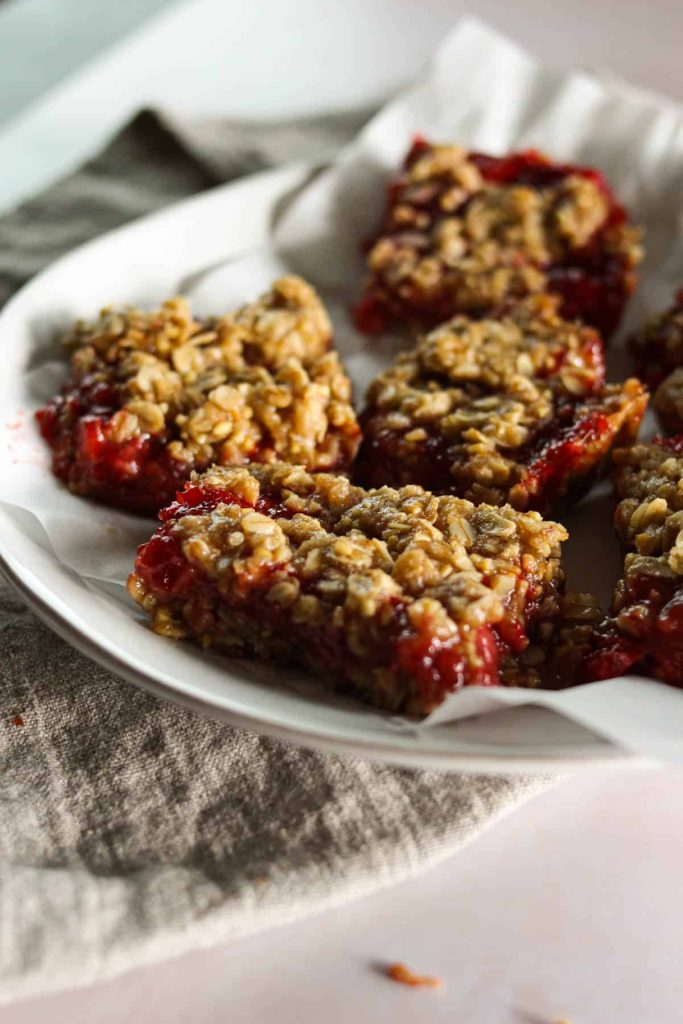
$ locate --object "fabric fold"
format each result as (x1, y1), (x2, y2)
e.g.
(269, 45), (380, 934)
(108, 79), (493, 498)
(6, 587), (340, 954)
(0, 108), (551, 1004)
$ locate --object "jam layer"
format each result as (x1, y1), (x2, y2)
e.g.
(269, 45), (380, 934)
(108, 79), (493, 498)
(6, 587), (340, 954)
(355, 139), (641, 338)
(37, 278), (360, 515)
(585, 438), (683, 685)
(356, 298), (646, 513)
(128, 464), (569, 714)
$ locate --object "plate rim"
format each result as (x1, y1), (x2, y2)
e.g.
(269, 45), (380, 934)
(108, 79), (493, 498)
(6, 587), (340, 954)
(0, 541), (641, 774)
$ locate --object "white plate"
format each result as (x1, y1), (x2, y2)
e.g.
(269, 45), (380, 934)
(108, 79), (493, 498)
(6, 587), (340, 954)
(0, 161), (646, 773)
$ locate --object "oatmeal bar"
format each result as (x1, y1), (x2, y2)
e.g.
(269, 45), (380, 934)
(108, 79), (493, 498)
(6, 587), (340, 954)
(36, 277), (361, 515)
(585, 437), (683, 683)
(536, 590), (607, 687)
(128, 463), (568, 714)
(629, 288), (683, 390)
(356, 297), (647, 513)
(629, 288), (683, 432)
(354, 139), (641, 338)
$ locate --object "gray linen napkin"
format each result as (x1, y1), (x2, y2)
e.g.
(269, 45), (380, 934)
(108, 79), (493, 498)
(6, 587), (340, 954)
(0, 110), (552, 1004)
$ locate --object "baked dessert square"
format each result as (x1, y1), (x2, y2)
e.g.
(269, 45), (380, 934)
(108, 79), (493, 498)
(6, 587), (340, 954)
(586, 437), (683, 684)
(629, 288), (683, 433)
(356, 296), (647, 514)
(37, 277), (361, 515)
(354, 139), (641, 338)
(629, 288), (683, 390)
(128, 463), (569, 714)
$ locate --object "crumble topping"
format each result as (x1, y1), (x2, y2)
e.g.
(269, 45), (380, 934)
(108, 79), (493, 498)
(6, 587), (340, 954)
(37, 277), (361, 513)
(585, 439), (683, 683)
(64, 277), (354, 468)
(357, 296), (647, 512)
(128, 463), (568, 713)
(355, 141), (642, 337)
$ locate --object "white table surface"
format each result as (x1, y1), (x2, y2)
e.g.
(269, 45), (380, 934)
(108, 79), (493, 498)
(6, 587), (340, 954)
(4, 768), (683, 1024)
(2, 1), (683, 1021)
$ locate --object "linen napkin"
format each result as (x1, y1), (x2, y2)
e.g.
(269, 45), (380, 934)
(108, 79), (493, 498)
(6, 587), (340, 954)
(0, 109), (552, 1004)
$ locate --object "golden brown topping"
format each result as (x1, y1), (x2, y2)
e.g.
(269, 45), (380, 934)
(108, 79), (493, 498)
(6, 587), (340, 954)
(129, 464), (569, 710)
(359, 298), (646, 512)
(63, 277), (359, 473)
(358, 143), (642, 335)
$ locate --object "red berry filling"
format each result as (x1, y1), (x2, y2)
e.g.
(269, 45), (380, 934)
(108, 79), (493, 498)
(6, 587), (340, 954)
(355, 140), (637, 338)
(159, 482), (297, 523)
(514, 407), (611, 511)
(135, 533), (199, 597)
(36, 380), (191, 516)
(629, 288), (683, 389)
(585, 573), (683, 685)
(132, 481), (549, 704)
(358, 402), (620, 514)
(394, 616), (500, 702)
(654, 434), (683, 455)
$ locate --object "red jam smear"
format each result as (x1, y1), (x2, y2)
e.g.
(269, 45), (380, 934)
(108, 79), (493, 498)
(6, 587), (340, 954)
(585, 572), (683, 685)
(630, 288), (683, 388)
(134, 533), (199, 597)
(516, 407), (610, 512)
(160, 482), (297, 523)
(135, 484), (301, 601)
(583, 633), (646, 681)
(653, 433), (683, 455)
(356, 139), (633, 337)
(357, 403), (613, 513)
(36, 379), (190, 516)
(389, 573), (540, 703)
(495, 611), (530, 654)
(539, 329), (606, 393)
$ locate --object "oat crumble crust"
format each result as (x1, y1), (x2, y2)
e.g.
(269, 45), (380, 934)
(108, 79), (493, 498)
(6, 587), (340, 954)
(354, 140), (642, 337)
(629, 288), (683, 434)
(128, 463), (568, 714)
(356, 296), (647, 513)
(630, 288), (683, 389)
(585, 439), (683, 683)
(36, 277), (361, 514)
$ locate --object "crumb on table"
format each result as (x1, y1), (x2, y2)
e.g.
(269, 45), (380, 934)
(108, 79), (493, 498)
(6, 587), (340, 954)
(385, 962), (443, 989)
